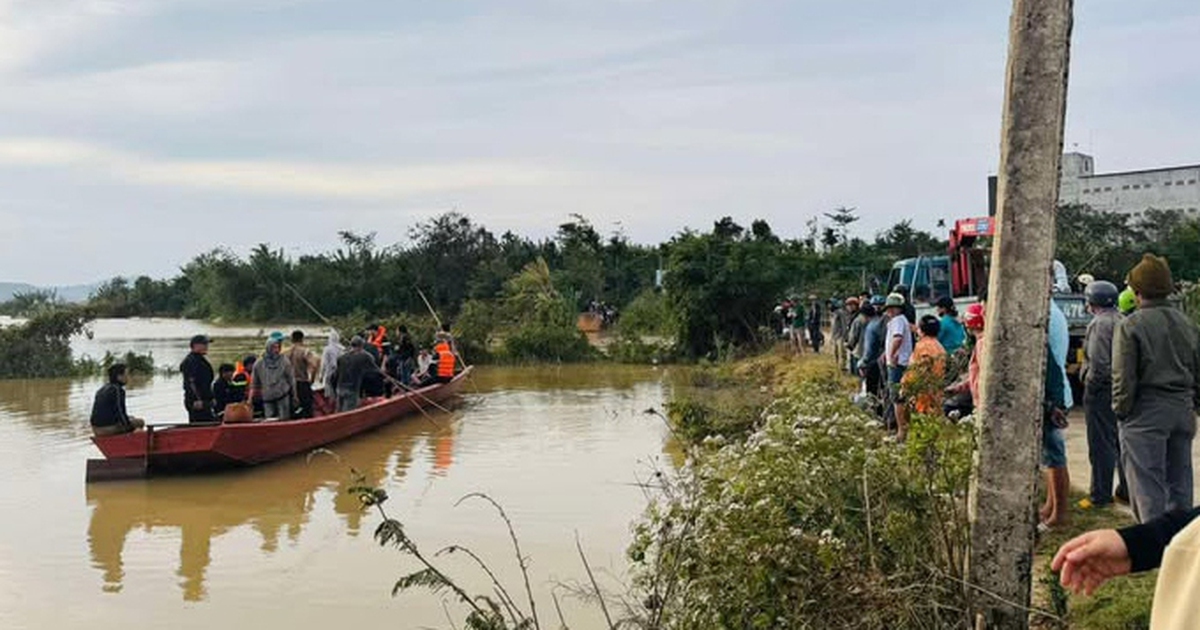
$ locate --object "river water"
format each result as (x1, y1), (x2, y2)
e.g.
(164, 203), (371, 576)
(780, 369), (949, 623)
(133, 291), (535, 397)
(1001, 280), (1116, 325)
(0, 319), (674, 629)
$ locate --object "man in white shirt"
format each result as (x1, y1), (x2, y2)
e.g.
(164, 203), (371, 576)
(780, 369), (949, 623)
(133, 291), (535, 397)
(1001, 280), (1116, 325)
(885, 293), (914, 442)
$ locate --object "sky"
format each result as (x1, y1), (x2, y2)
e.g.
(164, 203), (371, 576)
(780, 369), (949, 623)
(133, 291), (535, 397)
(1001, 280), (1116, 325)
(1, 0), (1198, 286)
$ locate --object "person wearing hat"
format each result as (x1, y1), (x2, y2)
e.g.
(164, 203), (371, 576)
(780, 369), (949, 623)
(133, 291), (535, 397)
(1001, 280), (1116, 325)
(180, 334), (216, 422)
(1079, 280), (1129, 510)
(251, 333), (298, 420)
(857, 304), (884, 403)
(1113, 254), (1200, 523)
(943, 302), (986, 418)
(884, 293), (914, 442)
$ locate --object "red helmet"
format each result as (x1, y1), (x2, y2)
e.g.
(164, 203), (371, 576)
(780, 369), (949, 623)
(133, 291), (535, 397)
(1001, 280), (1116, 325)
(964, 303), (985, 330)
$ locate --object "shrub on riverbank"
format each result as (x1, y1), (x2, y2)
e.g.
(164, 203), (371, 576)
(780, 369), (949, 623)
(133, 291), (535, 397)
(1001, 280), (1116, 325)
(629, 363), (975, 629)
(0, 307), (93, 379)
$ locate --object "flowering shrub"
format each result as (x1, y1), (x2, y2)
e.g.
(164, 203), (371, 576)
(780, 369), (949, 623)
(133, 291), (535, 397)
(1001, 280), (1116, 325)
(629, 371), (975, 629)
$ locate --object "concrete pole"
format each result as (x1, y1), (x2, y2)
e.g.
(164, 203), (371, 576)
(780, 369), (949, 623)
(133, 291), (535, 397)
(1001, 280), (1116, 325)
(966, 1), (1073, 628)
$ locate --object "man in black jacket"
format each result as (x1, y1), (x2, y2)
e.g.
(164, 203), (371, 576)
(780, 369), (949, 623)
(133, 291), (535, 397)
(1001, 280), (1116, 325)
(90, 363), (145, 436)
(180, 334), (215, 422)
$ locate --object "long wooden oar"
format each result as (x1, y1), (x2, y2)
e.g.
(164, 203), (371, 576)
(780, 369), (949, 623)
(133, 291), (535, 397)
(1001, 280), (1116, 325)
(414, 285), (478, 393)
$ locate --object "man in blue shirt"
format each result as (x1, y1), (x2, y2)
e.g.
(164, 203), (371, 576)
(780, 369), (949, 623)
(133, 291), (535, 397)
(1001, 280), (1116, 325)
(935, 297), (966, 354)
(858, 304), (884, 399)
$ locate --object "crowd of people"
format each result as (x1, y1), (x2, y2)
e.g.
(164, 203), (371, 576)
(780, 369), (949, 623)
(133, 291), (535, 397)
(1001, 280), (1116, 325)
(810, 253), (1199, 542)
(88, 323), (463, 432)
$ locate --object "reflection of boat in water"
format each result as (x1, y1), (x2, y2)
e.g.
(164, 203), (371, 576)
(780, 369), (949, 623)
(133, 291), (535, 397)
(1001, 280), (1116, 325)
(85, 413), (457, 601)
(92, 368), (471, 474)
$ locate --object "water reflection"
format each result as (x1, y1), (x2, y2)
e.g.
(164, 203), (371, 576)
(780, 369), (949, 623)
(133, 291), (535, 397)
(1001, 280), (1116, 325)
(85, 416), (454, 600)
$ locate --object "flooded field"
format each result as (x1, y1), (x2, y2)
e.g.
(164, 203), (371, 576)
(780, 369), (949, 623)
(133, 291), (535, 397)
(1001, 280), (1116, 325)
(0, 319), (674, 629)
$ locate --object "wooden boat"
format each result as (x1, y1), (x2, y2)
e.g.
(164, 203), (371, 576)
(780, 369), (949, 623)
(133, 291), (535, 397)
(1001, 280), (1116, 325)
(90, 368), (472, 476)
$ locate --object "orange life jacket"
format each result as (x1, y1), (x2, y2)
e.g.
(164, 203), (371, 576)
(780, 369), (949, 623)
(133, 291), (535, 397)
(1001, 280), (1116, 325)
(435, 340), (455, 378)
(232, 362), (252, 386)
(369, 326), (387, 356)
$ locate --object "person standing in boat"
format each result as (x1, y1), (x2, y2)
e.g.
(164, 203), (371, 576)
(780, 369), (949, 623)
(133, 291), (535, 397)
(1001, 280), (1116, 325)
(333, 335), (379, 412)
(251, 333), (298, 420)
(319, 330), (344, 411)
(392, 325), (417, 385)
(286, 330), (318, 419)
(90, 363), (145, 436)
(180, 335), (215, 423)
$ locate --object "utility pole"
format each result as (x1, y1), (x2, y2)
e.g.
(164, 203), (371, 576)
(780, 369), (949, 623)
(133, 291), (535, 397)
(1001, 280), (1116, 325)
(966, 1), (1073, 629)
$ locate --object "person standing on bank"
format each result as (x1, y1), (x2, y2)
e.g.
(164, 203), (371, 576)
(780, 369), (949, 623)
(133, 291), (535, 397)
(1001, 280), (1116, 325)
(884, 293), (914, 442)
(180, 334), (215, 423)
(251, 333), (297, 420)
(1113, 254), (1200, 523)
(1079, 280), (1129, 509)
(90, 363), (146, 436)
(286, 330), (318, 419)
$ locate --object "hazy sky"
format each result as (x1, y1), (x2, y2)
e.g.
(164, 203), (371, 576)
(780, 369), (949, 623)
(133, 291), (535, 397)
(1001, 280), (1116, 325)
(1, 1), (1197, 285)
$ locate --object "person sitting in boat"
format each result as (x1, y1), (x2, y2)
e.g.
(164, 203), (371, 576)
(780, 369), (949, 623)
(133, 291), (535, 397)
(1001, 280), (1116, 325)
(212, 363), (241, 417)
(416, 348), (433, 379)
(332, 335), (380, 412)
(90, 363), (146, 437)
(232, 354), (265, 418)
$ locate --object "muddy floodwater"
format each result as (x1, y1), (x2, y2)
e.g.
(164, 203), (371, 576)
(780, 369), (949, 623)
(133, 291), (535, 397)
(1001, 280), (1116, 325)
(0, 319), (674, 629)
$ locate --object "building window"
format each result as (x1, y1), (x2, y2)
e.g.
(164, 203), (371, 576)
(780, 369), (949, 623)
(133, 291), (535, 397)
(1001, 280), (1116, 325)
(1166, 181), (1173, 186)
(1122, 185), (1130, 190)
(1189, 179), (1197, 185)
(1104, 187), (1112, 191)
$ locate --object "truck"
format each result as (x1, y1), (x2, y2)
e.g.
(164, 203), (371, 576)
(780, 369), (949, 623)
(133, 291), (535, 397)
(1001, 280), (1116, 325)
(886, 217), (1091, 393)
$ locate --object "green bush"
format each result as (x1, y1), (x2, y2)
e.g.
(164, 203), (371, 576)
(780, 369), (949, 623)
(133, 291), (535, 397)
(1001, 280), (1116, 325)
(0, 307), (93, 379)
(497, 258), (594, 362)
(628, 376), (975, 629)
(73, 350), (157, 377)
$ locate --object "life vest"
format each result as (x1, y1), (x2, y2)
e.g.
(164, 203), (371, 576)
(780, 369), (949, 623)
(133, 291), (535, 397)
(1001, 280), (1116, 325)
(369, 326), (387, 357)
(435, 340), (455, 378)
(232, 362), (252, 386)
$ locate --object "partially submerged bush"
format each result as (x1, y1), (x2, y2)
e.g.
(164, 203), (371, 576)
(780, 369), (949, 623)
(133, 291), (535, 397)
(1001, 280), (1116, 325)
(0, 307), (93, 379)
(629, 378), (975, 629)
(73, 350), (157, 377)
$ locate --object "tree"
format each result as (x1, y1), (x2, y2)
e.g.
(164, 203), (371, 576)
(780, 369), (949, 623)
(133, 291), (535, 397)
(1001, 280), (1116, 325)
(823, 206), (859, 246)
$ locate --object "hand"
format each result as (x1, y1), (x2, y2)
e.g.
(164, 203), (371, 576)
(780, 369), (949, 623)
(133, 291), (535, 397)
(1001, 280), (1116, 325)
(191, 400), (204, 411)
(1051, 529), (1132, 595)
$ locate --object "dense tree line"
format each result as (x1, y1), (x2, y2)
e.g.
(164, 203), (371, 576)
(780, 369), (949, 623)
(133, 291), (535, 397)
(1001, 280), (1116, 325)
(8, 204), (1194, 366)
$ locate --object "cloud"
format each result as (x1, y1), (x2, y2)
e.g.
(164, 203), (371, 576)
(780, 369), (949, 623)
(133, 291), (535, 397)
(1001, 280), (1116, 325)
(0, 137), (579, 199)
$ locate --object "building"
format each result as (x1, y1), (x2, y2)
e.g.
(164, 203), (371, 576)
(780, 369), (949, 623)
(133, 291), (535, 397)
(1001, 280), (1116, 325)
(1058, 152), (1200, 217)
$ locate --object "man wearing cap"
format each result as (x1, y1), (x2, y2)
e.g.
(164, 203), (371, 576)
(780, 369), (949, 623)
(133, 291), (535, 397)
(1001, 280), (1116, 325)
(1113, 254), (1200, 523)
(884, 293), (914, 442)
(180, 335), (216, 423)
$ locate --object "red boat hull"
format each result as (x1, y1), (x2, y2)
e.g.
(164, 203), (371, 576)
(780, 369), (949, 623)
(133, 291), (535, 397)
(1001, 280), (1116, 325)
(92, 368), (472, 474)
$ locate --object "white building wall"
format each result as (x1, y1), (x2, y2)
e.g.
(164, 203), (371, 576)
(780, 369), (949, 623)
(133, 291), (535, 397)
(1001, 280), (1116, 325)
(1058, 152), (1200, 217)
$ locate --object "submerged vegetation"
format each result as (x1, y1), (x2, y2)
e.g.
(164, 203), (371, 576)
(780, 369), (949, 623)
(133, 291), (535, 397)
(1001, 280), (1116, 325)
(0, 307), (93, 379)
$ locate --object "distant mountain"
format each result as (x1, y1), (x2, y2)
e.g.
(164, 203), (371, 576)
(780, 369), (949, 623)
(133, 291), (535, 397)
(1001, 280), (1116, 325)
(0, 282), (100, 303)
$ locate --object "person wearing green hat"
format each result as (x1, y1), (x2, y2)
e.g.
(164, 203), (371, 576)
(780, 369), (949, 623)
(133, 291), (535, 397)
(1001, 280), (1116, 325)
(1117, 286), (1137, 315)
(1113, 254), (1200, 523)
